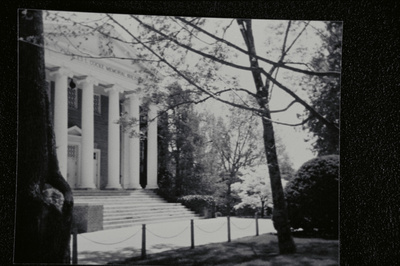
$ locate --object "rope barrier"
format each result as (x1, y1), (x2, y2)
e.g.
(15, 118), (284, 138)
(79, 228), (141, 245)
(195, 222), (226, 234)
(146, 226), (189, 239)
(230, 219), (255, 230)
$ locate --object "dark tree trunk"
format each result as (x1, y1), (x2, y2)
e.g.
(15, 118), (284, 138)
(261, 113), (296, 254)
(15, 9), (73, 263)
(175, 150), (182, 197)
(227, 177), (232, 215)
(261, 201), (265, 218)
(237, 19), (296, 254)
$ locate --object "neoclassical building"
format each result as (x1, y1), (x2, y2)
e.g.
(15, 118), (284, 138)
(44, 19), (162, 190)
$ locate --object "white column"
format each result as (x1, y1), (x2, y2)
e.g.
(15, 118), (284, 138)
(146, 103), (158, 189)
(50, 67), (71, 180)
(122, 120), (129, 188)
(77, 76), (96, 189)
(105, 85), (123, 189)
(125, 94), (142, 189)
(121, 102), (128, 188)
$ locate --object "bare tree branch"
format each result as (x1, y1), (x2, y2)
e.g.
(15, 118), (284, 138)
(175, 16), (340, 78)
(262, 115), (311, 127)
(221, 19), (235, 40)
(21, 38), (162, 63)
(284, 21), (310, 57)
(269, 100), (297, 113)
(131, 15), (258, 72)
(258, 67), (339, 132)
(48, 14), (339, 135)
(169, 16), (214, 45)
(281, 21), (291, 58)
(107, 15), (264, 113)
(267, 20), (291, 79)
(107, 14), (332, 130)
(129, 15), (337, 132)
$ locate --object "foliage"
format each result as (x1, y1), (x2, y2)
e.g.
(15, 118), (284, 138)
(157, 83), (218, 199)
(284, 155), (339, 237)
(275, 134), (296, 180)
(304, 22), (342, 155)
(232, 166), (272, 217)
(177, 195), (215, 215)
(200, 102), (266, 215)
(157, 169), (176, 202)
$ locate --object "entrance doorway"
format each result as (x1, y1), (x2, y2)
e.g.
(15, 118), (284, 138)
(93, 149), (101, 188)
(67, 144), (79, 188)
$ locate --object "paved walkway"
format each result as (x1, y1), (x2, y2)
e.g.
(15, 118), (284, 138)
(72, 217), (276, 265)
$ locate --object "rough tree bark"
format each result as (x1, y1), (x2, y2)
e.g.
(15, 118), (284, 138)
(15, 9), (74, 263)
(238, 19), (296, 254)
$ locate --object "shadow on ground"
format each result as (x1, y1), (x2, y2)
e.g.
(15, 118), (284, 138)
(107, 233), (338, 266)
(78, 247), (140, 264)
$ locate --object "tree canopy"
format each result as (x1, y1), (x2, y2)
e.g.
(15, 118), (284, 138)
(303, 21), (341, 155)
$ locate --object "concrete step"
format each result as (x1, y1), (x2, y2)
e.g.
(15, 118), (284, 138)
(103, 209), (196, 220)
(103, 212), (197, 224)
(74, 191), (161, 196)
(102, 203), (185, 209)
(73, 189), (199, 231)
(103, 215), (203, 230)
(73, 189), (160, 196)
(74, 194), (164, 198)
(103, 205), (188, 213)
(75, 199), (167, 205)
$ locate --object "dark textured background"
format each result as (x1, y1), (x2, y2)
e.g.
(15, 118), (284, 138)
(2, 1), (399, 265)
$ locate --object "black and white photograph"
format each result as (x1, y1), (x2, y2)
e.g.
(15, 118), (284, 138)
(14, 4), (342, 265)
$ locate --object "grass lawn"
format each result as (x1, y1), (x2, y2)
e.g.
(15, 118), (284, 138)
(108, 232), (338, 265)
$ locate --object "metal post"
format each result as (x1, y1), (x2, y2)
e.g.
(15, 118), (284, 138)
(191, 219), (195, 249)
(227, 216), (231, 242)
(141, 224), (146, 259)
(255, 212), (259, 236)
(72, 226), (78, 265)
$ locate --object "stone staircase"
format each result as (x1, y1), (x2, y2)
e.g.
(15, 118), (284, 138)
(73, 189), (201, 231)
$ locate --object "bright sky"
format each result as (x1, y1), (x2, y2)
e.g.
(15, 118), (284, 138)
(47, 11), (326, 170)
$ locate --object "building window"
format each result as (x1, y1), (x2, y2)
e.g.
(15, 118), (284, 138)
(94, 94), (101, 114)
(68, 78), (78, 109)
(68, 145), (78, 158)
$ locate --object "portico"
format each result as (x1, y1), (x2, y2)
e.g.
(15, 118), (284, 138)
(44, 21), (161, 190)
(46, 66), (159, 190)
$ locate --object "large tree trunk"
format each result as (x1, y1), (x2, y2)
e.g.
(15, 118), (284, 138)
(15, 9), (73, 263)
(237, 19), (296, 254)
(261, 112), (296, 253)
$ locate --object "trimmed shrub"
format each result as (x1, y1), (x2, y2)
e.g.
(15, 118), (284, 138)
(178, 195), (215, 217)
(234, 203), (272, 218)
(284, 155), (339, 237)
(235, 204), (256, 217)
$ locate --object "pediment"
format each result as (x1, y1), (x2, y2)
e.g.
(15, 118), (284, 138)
(68, 126), (82, 136)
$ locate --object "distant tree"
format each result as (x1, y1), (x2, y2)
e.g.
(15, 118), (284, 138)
(284, 155), (339, 237)
(169, 85), (206, 197)
(232, 166), (273, 217)
(157, 83), (213, 198)
(275, 134), (296, 180)
(204, 102), (265, 215)
(304, 21), (341, 155)
(15, 9), (73, 263)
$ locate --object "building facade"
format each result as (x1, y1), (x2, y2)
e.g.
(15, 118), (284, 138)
(44, 19), (162, 190)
